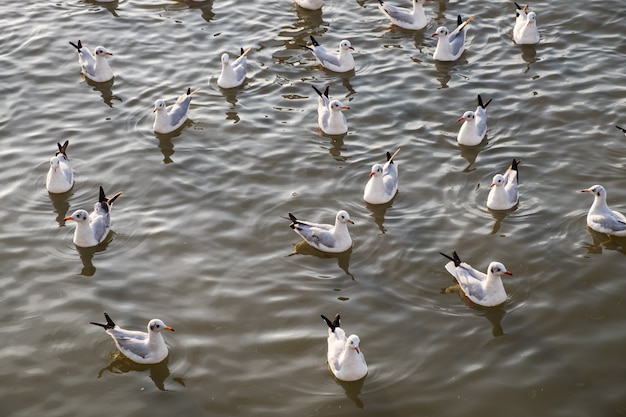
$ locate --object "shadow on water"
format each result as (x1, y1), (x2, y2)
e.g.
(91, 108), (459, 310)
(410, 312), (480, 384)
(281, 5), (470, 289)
(153, 120), (193, 164)
(294, 3), (323, 28)
(441, 283), (508, 337)
(83, 0), (119, 17)
(518, 44), (538, 66)
(75, 234), (113, 276)
(97, 353), (185, 391)
(365, 198), (396, 234)
(457, 139), (486, 172)
(84, 78), (122, 108)
(48, 191), (73, 226)
(219, 86), (242, 124)
(179, 0), (215, 23)
(289, 241), (355, 280)
(334, 376), (366, 409)
(487, 205), (518, 235)
(582, 227), (626, 256)
(320, 132), (349, 162)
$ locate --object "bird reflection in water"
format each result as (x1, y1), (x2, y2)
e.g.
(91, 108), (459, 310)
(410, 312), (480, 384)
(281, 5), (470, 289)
(583, 226), (626, 255)
(177, 0), (215, 23)
(441, 283), (508, 337)
(365, 199), (395, 234)
(97, 352), (185, 391)
(457, 138), (485, 173)
(289, 241), (354, 280)
(487, 206), (512, 235)
(219, 88), (241, 124)
(322, 132), (349, 162)
(84, 78), (122, 108)
(48, 191), (73, 227)
(76, 235), (113, 277)
(334, 376), (366, 409)
(153, 122), (192, 164)
(84, 0), (120, 17)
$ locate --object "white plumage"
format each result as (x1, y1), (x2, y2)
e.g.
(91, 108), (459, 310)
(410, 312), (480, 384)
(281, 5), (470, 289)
(321, 314), (368, 382)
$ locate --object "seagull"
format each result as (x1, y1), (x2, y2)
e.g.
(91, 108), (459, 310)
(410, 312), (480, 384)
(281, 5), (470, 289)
(363, 148), (400, 205)
(64, 186), (123, 247)
(457, 94), (492, 146)
(287, 210), (354, 253)
(90, 312), (174, 365)
(69, 40), (114, 83)
(581, 185), (626, 236)
(432, 15), (475, 62)
(377, 0), (430, 30)
(487, 159), (520, 211)
(46, 140), (74, 194)
(294, 0), (322, 10)
(321, 314), (367, 382)
(312, 85), (349, 135)
(513, 2), (539, 45)
(304, 36), (355, 73)
(616, 125), (626, 136)
(440, 251), (512, 307)
(153, 87), (200, 134)
(217, 47), (252, 89)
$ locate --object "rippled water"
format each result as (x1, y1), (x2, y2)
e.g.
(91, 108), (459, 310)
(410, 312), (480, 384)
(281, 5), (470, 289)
(1, 0), (625, 416)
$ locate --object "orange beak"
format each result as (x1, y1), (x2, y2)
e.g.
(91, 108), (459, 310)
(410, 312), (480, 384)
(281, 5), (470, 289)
(64, 216), (74, 221)
(458, 117), (465, 121)
(342, 105), (350, 110)
(165, 326), (175, 332)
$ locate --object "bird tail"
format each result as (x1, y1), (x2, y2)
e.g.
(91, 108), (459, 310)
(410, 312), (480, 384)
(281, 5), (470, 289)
(57, 140), (69, 157)
(287, 212), (299, 230)
(387, 148), (401, 164)
(312, 85), (329, 99)
(69, 40), (82, 52)
(90, 312), (116, 330)
(309, 35), (320, 47)
(439, 250), (462, 267)
(187, 87), (201, 96)
(240, 47), (252, 58)
(478, 94), (492, 109)
(321, 314), (341, 332)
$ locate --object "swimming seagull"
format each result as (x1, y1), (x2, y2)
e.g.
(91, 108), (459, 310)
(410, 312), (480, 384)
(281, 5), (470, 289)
(217, 47), (252, 89)
(513, 2), (539, 45)
(581, 184), (626, 236)
(64, 186), (123, 247)
(153, 87), (200, 134)
(363, 148), (400, 205)
(377, 0), (430, 30)
(90, 312), (174, 365)
(46, 140), (75, 194)
(294, 0), (322, 10)
(616, 125), (626, 136)
(69, 40), (114, 83)
(321, 314), (368, 382)
(487, 159), (520, 211)
(440, 251), (512, 307)
(312, 85), (350, 135)
(432, 15), (475, 62)
(304, 36), (355, 73)
(457, 94), (492, 146)
(287, 210), (354, 253)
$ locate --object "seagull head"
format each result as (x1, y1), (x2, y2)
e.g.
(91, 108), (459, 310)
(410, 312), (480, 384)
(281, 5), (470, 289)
(336, 210), (354, 225)
(329, 100), (350, 112)
(94, 46), (113, 57)
(347, 334), (361, 354)
(148, 319), (174, 333)
(527, 11), (537, 25)
(339, 40), (354, 51)
(582, 184), (606, 199)
(221, 53), (230, 65)
(369, 163), (383, 178)
(49, 156), (60, 172)
(153, 99), (166, 113)
(64, 209), (89, 223)
(432, 26), (448, 37)
(488, 262), (513, 277)
(490, 174), (505, 188)
(458, 111), (475, 122)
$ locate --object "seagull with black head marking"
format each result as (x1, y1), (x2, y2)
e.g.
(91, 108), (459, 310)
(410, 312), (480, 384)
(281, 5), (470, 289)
(487, 159), (520, 211)
(287, 210), (354, 253)
(312, 85), (350, 135)
(513, 2), (539, 45)
(363, 149), (400, 205)
(217, 47), (251, 89)
(581, 184), (626, 236)
(440, 251), (512, 307)
(90, 312), (174, 365)
(69, 40), (114, 83)
(304, 36), (355, 73)
(457, 94), (492, 146)
(432, 15), (475, 61)
(321, 314), (367, 382)
(46, 140), (74, 194)
(153, 87), (200, 134)
(378, 0), (430, 30)
(64, 186), (122, 247)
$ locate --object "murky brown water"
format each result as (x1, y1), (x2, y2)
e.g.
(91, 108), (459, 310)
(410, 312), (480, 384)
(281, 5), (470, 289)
(1, 0), (625, 416)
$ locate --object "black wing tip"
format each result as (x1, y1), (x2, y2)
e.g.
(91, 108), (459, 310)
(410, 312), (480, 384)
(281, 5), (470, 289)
(477, 95), (492, 109)
(386, 151), (392, 161)
(287, 212), (298, 229)
(98, 186), (106, 203)
(321, 314), (340, 332)
(378, 0), (384, 4)
(616, 125), (626, 132)
(457, 15), (462, 26)
(310, 35), (320, 47)
(108, 191), (123, 206)
(91, 312), (116, 330)
(514, 1), (522, 9)
(511, 158), (520, 170)
(440, 250), (462, 266)
(56, 140), (69, 156)
(69, 40), (82, 51)
(186, 87), (191, 95)
(240, 47), (244, 56)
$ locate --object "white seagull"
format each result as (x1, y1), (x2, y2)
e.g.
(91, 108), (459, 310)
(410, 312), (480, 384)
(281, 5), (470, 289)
(294, 0), (322, 10)
(46, 140), (75, 194)
(217, 47), (251, 89)
(487, 159), (520, 211)
(64, 186), (123, 247)
(457, 94), (492, 146)
(312, 85), (350, 135)
(513, 2), (539, 45)
(287, 210), (354, 253)
(432, 15), (475, 62)
(363, 148), (400, 205)
(378, 0), (430, 30)
(440, 251), (512, 307)
(305, 36), (355, 73)
(90, 312), (174, 365)
(581, 185), (626, 236)
(69, 40), (114, 83)
(153, 87), (200, 134)
(321, 314), (368, 382)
